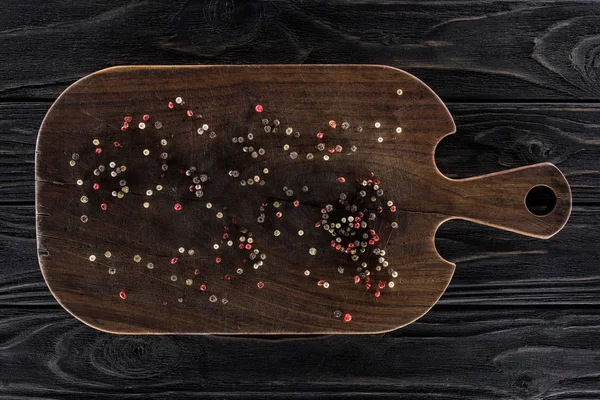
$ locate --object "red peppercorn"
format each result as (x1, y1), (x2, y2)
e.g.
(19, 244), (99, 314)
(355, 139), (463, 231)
(374, 290), (381, 298)
(142, 114), (150, 121)
(168, 101), (174, 109)
(255, 104), (263, 112)
(174, 203), (182, 211)
(100, 203), (107, 210)
(344, 313), (352, 322)
(95, 148), (102, 154)
(93, 183), (100, 190)
(170, 258), (178, 265)
(119, 291), (126, 300)
(199, 284), (207, 291)
(257, 281), (264, 289)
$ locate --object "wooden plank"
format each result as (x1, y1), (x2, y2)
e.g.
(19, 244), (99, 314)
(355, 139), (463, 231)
(1, 1), (600, 100)
(1, 306), (599, 398)
(0, 103), (38, 203)
(1, 102), (598, 204)
(1, 204), (599, 308)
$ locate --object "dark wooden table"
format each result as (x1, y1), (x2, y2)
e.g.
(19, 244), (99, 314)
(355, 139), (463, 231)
(1, 1), (599, 398)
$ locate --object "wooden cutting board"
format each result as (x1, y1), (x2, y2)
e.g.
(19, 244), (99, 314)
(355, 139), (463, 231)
(36, 65), (572, 334)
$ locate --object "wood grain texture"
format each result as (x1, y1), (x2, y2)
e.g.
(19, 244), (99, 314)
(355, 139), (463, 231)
(2, 1), (600, 101)
(2, 306), (600, 399)
(1, 103), (597, 310)
(35, 65), (571, 334)
(1, 0), (599, 396)
(4, 102), (600, 204)
(3, 205), (600, 308)
(0, 102), (596, 396)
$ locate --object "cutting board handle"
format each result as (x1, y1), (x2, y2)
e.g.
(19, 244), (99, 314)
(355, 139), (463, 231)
(447, 162), (571, 239)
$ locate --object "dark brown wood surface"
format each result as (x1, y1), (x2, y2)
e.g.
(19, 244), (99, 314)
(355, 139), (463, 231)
(1, 0), (600, 398)
(36, 65), (570, 334)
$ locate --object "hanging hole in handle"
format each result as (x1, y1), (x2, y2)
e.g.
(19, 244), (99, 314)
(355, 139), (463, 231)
(525, 185), (557, 216)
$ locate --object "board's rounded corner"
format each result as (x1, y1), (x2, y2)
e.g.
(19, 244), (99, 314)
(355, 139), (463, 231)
(35, 245), (127, 335)
(35, 66), (126, 208)
(71, 315), (128, 335)
(43, 65), (129, 109)
(44, 290), (133, 335)
(37, 71), (96, 139)
(370, 216), (457, 336)
(375, 63), (456, 133)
